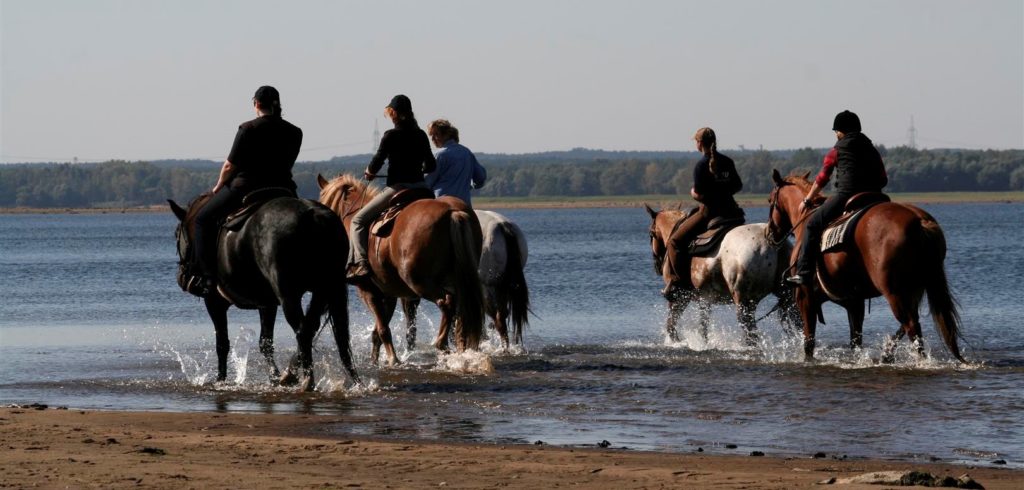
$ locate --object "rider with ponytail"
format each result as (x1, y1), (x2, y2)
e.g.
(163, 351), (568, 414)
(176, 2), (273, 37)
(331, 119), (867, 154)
(347, 94), (437, 281)
(663, 127), (743, 298)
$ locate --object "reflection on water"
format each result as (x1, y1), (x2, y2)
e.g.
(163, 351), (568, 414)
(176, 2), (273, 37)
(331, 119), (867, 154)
(1, 204), (1023, 468)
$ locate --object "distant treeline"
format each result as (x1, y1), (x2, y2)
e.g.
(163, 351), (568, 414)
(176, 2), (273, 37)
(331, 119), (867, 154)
(1, 146), (1022, 208)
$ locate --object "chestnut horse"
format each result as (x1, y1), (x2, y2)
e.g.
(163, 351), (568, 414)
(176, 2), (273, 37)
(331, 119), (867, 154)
(766, 169), (965, 362)
(317, 174), (485, 365)
(645, 205), (797, 344)
(169, 194), (357, 391)
(400, 210), (531, 351)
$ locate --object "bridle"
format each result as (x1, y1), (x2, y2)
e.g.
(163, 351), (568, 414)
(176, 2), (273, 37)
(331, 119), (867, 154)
(765, 185), (815, 248)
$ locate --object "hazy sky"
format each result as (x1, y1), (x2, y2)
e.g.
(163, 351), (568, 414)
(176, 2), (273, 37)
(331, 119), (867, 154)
(1, 0), (1021, 163)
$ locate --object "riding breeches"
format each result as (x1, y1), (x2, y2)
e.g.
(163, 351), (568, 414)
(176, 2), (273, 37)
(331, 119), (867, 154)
(348, 182), (429, 266)
(665, 205), (711, 287)
(192, 186), (245, 278)
(794, 193), (850, 278)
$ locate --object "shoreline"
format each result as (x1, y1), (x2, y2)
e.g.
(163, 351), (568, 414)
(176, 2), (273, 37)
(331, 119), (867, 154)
(1, 191), (1022, 214)
(1, 407), (1020, 489)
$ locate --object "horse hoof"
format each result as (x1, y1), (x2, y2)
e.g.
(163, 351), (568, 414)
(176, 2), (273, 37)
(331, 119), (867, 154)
(278, 370), (299, 386)
(299, 377), (314, 392)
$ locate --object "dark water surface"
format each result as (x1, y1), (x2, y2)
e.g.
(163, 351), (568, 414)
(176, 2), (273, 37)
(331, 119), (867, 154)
(1, 204), (1022, 467)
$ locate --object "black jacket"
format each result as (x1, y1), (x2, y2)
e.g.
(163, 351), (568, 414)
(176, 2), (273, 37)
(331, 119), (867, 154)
(368, 120), (437, 187)
(227, 115), (302, 192)
(692, 151), (743, 213)
(833, 133), (887, 194)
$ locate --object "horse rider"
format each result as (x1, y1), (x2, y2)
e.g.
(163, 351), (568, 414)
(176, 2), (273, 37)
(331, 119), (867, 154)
(425, 119), (487, 206)
(347, 94), (437, 282)
(786, 110), (888, 286)
(192, 85), (302, 295)
(663, 127), (744, 298)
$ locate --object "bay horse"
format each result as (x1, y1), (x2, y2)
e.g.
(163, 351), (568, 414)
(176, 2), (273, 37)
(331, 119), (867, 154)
(400, 210), (531, 351)
(317, 174), (485, 365)
(645, 204), (797, 344)
(169, 194), (357, 391)
(766, 169), (965, 362)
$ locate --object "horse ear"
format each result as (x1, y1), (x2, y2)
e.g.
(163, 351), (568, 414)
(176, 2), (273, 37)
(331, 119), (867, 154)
(771, 169), (786, 186)
(801, 171), (811, 182)
(317, 173), (329, 190)
(167, 199), (187, 222)
(643, 203), (658, 220)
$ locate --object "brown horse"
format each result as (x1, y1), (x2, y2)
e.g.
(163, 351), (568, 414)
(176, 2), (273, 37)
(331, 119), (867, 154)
(317, 174), (485, 365)
(767, 169), (965, 362)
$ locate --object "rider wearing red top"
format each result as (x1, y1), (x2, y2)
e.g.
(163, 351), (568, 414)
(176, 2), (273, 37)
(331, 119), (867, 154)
(787, 110), (887, 285)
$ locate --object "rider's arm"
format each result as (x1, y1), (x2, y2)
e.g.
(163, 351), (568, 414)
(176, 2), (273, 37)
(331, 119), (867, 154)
(366, 131), (391, 179)
(471, 153), (486, 189)
(800, 148), (837, 212)
(212, 160), (236, 193)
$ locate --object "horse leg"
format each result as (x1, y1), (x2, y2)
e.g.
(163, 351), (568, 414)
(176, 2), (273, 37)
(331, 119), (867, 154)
(882, 328), (907, 364)
(401, 297), (420, 351)
(203, 295), (231, 382)
(844, 300), (865, 351)
(363, 291), (399, 366)
(433, 293), (454, 352)
(795, 286), (818, 361)
(278, 298), (307, 388)
(882, 292), (926, 362)
(495, 310), (512, 351)
(257, 305), (282, 382)
(665, 295), (689, 343)
(698, 300), (711, 344)
(292, 293), (333, 392)
(737, 299), (759, 347)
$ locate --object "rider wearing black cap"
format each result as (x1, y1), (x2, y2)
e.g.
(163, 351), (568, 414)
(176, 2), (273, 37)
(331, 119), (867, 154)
(786, 110), (888, 285)
(192, 85), (303, 294)
(346, 94), (436, 281)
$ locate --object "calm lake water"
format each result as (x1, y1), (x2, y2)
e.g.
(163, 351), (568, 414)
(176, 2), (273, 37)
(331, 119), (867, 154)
(1, 203), (1022, 468)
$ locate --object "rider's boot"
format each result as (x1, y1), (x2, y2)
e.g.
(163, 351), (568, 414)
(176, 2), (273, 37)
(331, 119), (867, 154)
(346, 260), (372, 282)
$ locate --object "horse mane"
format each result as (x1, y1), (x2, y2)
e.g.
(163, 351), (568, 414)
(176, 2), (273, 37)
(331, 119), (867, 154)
(783, 173), (813, 191)
(319, 173), (379, 210)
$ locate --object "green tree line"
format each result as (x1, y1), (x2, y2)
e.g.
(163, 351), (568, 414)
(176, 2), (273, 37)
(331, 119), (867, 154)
(1, 147), (1022, 208)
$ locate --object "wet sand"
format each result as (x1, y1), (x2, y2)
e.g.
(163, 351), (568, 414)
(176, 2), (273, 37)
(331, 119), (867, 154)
(1, 407), (1020, 489)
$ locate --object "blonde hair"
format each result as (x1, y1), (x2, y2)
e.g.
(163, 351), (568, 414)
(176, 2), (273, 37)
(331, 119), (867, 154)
(694, 127), (718, 175)
(428, 119), (460, 143)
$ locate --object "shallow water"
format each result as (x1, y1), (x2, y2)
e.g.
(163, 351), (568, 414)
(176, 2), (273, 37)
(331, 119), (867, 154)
(1, 204), (1022, 467)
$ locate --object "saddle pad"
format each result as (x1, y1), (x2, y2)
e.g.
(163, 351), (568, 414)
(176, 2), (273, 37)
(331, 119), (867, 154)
(689, 218), (745, 257)
(820, 202), (883, 253)
(371, 188), (436, 237)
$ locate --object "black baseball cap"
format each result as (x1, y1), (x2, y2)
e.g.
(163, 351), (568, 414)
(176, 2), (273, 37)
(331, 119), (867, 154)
(832, 110), (861, 133)
(386, 94), (412, 113)
(254, 85), (280, 104)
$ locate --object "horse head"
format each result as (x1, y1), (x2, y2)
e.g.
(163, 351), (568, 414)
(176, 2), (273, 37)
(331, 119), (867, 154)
(644, 203), (681, 276)
(317, 173), (378, 221)
(766, 169), (816, 245)
(167, 193), (212, 290)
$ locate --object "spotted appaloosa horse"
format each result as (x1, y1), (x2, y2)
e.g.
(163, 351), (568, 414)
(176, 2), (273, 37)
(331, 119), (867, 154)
(318, 174), (485, 365)
(645, 204), (797, 344)
(767, 169), (965, 362)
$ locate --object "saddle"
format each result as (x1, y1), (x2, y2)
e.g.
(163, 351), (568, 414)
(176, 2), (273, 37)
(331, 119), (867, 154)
(223, 187), (296, 231)
(820, 192), (890, 253)
(688, 214), (746, 256)
(370, 187), (435, 237)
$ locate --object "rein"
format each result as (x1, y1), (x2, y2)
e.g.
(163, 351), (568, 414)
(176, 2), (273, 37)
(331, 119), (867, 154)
(766, 189), (816, 248)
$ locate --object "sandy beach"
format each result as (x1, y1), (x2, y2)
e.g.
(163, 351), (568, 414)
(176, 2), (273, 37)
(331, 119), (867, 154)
(1, 406), (1020, 489)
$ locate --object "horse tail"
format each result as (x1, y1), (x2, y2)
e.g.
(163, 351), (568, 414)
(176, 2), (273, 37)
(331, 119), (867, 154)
(307, 204), (358, 381)
(918, 219), (966, 363)
(449, 210), (485, 350)
(497, 221), (531, 344)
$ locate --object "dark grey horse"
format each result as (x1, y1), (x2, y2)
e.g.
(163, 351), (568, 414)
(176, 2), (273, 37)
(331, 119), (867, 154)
(169, 194), (357, 391)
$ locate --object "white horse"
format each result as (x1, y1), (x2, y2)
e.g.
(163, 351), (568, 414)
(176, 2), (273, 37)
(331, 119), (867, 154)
(644, 205), (798, 344)
(402, 209), (530, 350)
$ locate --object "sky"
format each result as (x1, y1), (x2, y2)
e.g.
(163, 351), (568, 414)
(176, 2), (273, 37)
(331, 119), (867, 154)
(1, 0), (1022, 164)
